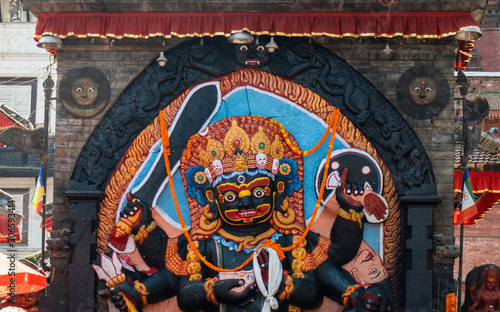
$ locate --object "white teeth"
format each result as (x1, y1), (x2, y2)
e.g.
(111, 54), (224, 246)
(239, 210), (257, 217)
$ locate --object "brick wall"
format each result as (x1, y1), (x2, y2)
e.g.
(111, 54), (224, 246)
(454, 202), (500, 303)
(469, 77), (500, 92)
(53, 48), (158, 230)
(454, 202), (500, 275)
(473, 28), (500, 72)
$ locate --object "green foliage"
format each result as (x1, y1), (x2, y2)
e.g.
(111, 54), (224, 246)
(23, 251), (50, 266)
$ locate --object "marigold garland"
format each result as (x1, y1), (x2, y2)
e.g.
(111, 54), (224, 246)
(446, 293), (456, 312)
(159, 109), (340, 272)
(270, 116), (334, 156)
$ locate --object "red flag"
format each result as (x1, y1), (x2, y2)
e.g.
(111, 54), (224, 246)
(40, 216), (52, 232)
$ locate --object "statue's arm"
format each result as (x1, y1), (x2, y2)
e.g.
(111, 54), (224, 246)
(316, 260), (393, 311)
(328, 169), (365, 266)
(109, 268), (178, 311)
(177, 276), (212, 311)
(287, 271), (324, 309)
(328, 169), (388, 266)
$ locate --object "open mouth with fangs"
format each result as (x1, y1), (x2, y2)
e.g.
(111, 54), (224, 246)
(225, 204), (270, 223)
(245, 60), (260, 66)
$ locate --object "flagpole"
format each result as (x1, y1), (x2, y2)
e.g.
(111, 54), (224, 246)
(457, 167), (466, 312)
(41, 72), (54, 266)
(457, 70), (469, 312)
(458, 220), (464, 312)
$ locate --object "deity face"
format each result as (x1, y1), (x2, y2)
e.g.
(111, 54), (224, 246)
(485, 269), (499, 290)
(234, 43), (271, 68)
(71, 77), (98, 106)
(210, 172), (278, 226)
(10, 293), (39, 308)
(351, 249), (388, 284)
(409, 77), (437, 105)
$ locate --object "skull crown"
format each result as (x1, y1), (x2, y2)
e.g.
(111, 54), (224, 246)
(194, 118), (286, 184)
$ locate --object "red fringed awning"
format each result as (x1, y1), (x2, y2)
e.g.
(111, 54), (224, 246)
(34, 11), (480, 40)
(454, 171), (500, 225)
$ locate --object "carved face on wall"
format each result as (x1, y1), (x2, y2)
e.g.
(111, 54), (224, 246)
(409, 77), (437, 105)
(396, 66), (450, 119)
(71, 77), (99, 106)
(233, 42), (271, 68)
(59, 67), (110, 118)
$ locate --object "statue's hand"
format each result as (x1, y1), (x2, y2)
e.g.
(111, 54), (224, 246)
(214, 279), (257, 307)
(363, 192), (388, 223)
(123, 193), (152, 232)
(335, 168), (388, 223)
(335, 168), (364, 212)
(109, 193), (152, 251)
(109, 281), (143, 312)
(311, 54), (328, 68)
(351, 288), (392, 312)
(110, 293), (130, 312)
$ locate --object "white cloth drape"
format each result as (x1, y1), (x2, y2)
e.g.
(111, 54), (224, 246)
(253, 247), (283, 312)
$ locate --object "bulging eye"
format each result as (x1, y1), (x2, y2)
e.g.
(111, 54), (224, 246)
(223, 192), (237, 203)
(75, 87), (83, 93)
(88, 87), (95, 93)
(413, 87), (421, 92)
(253, 188), (265, 198)
(256, 45), (265, 52)
(424, 87), (432, 92)
(370, 268), (377, 275)
(239, 45), (249, 53)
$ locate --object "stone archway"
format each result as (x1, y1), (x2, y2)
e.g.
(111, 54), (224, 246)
(69, 36), (437, 311)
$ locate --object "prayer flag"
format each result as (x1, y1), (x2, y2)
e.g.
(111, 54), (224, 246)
(461, 169), (478, 224)
(40, 216), (53, 232)
(31, 163), (45, 215)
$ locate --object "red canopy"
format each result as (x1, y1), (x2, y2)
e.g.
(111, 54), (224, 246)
(454, 171), (500, 224)
(34, 11), (480, 40)
(0, 253), (46, 296)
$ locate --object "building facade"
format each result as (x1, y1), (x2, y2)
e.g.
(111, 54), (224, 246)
(20, 1), (488, 311)
(0, 0), (53, 256)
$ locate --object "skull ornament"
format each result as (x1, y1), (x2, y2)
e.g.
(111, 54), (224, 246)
(272, 159), (280, 175)
(204, 168), (213, 184)
(213, 160), (223, 176)
(256, 153), (267, 169)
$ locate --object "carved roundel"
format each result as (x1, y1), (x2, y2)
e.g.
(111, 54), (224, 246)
(396, 66), (450, 119)
(59, 67), (111, 118)
(314, 148), (383, 204)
